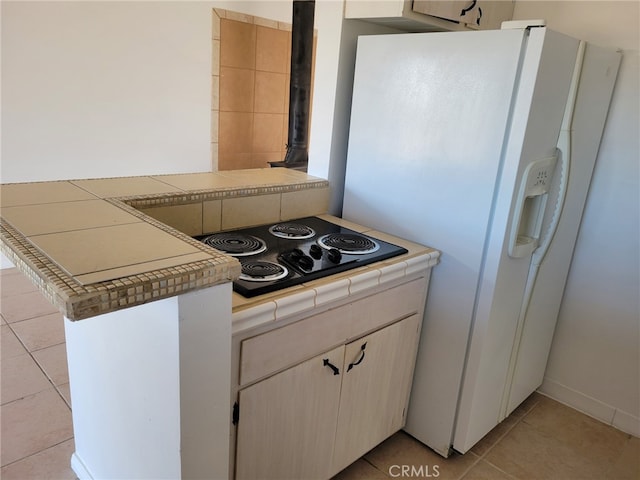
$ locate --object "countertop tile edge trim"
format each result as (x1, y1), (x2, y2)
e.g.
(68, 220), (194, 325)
(0, 218), (240, 321)
(405, 252), (441, 275)
(230, 254), (441, 335)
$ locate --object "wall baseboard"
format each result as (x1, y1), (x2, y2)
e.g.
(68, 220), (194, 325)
(539, 377), (639, 437)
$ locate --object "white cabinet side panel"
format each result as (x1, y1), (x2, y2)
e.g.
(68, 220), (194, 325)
(65, 298), (181, 479)
(179, 283), (233, 480)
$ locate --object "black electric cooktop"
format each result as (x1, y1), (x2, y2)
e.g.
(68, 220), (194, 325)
(193, 216), (408, 297)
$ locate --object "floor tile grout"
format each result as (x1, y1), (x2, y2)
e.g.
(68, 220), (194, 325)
(1, 435), (75, 470)
(478, 397), (541, 458)
(363, 457), (390, 477)
(1, 273), (74, 474)
(463, 397), (543, 480)
(4, 320), (72, 412)
(453, 455), (482, 480)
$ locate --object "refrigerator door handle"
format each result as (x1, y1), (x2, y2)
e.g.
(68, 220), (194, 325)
(531, 41), (586, 266)
(532, 146), (569, 266)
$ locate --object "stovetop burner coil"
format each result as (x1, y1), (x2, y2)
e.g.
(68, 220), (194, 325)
(202, 233), (267, 256)
(269, 222), (316, 239)
(317, 233), (380, 254)
(239, 261), (289, 282)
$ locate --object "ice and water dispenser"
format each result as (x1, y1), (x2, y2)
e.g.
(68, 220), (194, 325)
(508, 156), (558, 258)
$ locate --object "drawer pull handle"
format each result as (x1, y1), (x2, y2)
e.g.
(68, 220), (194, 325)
(323, 359), (340, 375)
(347, 342), (367, 372)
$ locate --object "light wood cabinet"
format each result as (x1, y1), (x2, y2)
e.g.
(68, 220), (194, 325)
(236, 315), (420, 480)
(343, 0), (513, 32)
(412, 0), (470, 24)
(235, 314), (422, 480)
(412, 0), (514, 30)
(232, 274), (432, 479)
(332, 314), (421, 474)
(344, 0), (467, 32)
(235, 346), (344, 480)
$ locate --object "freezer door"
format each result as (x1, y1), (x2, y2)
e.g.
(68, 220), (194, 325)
(343, 28), (528, 456)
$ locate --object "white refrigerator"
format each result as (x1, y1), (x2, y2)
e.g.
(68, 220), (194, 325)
(341, 24), (620, 456)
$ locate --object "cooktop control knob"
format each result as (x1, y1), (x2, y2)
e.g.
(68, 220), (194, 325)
(297, 255), (314, 271)
(309, 244), (323, 259)
(328, 248), (342, 263)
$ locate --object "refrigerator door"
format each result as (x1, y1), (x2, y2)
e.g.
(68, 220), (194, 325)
(343, 28), (528, 456)
(503, 43), (621, 416)
(452, 27), (579, 453)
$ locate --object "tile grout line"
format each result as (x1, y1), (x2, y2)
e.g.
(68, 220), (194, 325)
(452, 452), (483, 480)
(4, 320), (72, 412)
(2, 272), (70, 409)
(466, 396), (544, 480)
(0, 273), (75, 474)
(55, 387), (72, 410)
(362, 456), (392, 478)
(0, 294), (59, 325)
(0, 436), (74, 471)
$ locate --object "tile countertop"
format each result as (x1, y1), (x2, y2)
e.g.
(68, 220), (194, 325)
(0, 169), (330, 320)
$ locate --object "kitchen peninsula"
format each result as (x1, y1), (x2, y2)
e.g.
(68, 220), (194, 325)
(0, 168), (335, 320)
(0, 168), (439, 479)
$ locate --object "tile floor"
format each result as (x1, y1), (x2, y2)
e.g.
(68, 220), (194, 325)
(1, 267), (75, 479)
(1, 267), (638, 480)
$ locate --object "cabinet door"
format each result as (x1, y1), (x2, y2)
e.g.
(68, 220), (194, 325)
(413, 0), (514, 30)
(412, 0), (468, 23)
(475, 1), (514, 30)
(331, 315), (421, 474)
(235, 345), (344, 480)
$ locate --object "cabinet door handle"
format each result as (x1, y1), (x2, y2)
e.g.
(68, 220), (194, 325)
(323, 358), (340, 375)
(460, 0), (477, 16)
(347, 342), (367, 372)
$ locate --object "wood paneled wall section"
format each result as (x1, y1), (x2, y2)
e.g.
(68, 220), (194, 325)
(212, 9), (291, 170)
(212, 9), (315, 171)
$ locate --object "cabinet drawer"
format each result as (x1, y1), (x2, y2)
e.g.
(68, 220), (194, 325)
(239, 277), (425, 386)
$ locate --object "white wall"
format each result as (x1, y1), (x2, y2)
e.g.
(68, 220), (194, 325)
(513, 1), (639, 435)
(1, 2), (216, 182)
(307, 0), (346, 213)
